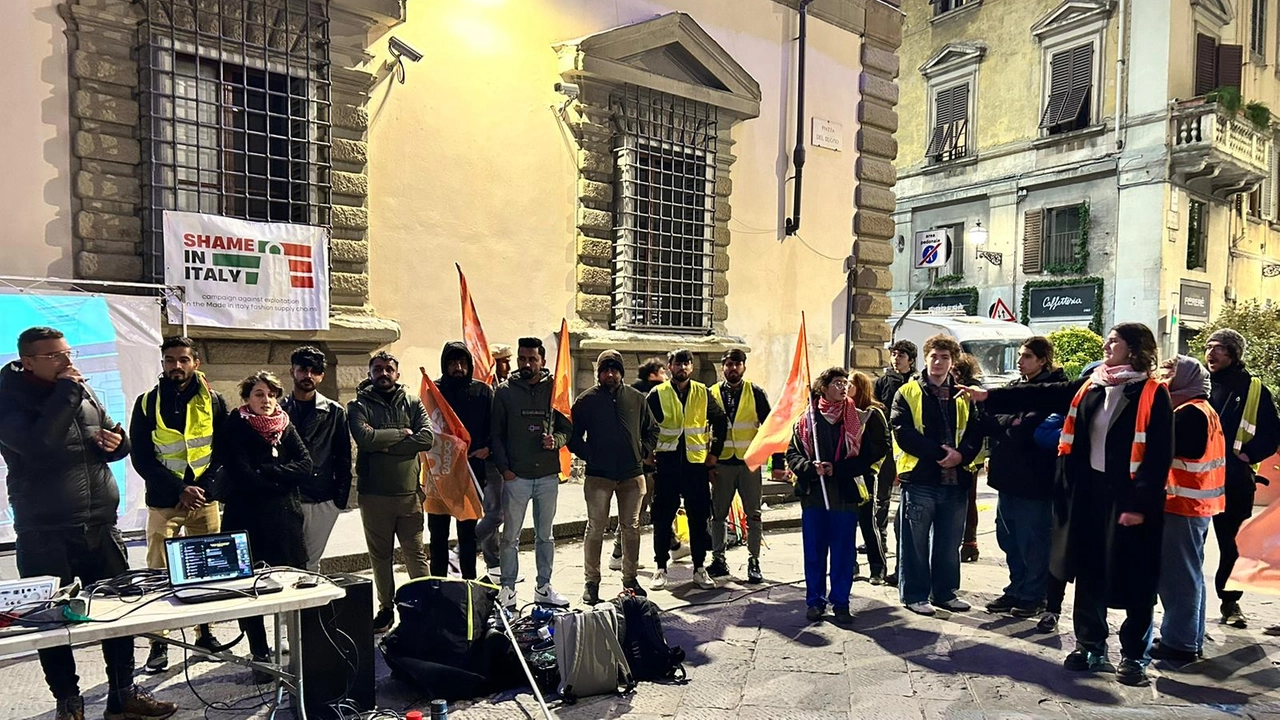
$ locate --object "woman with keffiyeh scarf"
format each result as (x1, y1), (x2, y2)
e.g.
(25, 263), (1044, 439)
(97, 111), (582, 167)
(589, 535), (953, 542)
(966, 324), (1173, 687)
(786, 367), (888, 624)
(215, 371), (312, 679)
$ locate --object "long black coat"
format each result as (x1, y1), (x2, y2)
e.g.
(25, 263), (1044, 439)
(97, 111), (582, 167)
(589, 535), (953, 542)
(984, 377), (1173, 608)
(215, 411), (312, 569)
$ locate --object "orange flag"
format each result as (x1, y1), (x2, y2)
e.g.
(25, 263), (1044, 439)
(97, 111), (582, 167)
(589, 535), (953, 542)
(418, 368), (484, 522)
(743, 315), (811, 471)
(552, 319), (574, 480)
(457, 263), (495, 385)
(1227, 495), (1280, 595)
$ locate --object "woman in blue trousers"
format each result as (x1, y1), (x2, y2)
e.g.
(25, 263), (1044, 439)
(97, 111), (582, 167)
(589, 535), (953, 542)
(787, 367), (888, 624)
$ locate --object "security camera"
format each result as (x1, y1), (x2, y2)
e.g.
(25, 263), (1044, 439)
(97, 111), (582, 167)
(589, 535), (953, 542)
(388, 36), (423, 63)
(554, 82), (581, 98)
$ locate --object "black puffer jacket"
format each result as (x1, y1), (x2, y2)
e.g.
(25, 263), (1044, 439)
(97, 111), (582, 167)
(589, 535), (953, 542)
(0, 361), (132, 532)
(985, 368), (1069, 500)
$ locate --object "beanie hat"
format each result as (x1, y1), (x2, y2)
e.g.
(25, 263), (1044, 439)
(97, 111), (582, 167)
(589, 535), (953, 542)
(1207, 328), (1246, 362)
(596, 350), (625, 375)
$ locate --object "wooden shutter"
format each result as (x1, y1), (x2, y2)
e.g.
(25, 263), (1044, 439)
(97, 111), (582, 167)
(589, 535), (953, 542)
(1218, 44), (1244, 89)
(927, 85), (968, 160)
(1195, 34), (1218, 95)
(1059, 45), (1094, 127)
(949, 84), (969, 155)
(1023, 209), (1044, 274)
(1040, 51), (1071, 128)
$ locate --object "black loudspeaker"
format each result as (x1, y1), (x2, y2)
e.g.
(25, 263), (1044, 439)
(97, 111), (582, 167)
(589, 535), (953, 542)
(298, 573), (376, 719)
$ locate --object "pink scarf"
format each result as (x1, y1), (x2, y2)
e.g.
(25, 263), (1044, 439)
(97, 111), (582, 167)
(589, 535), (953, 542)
(798, 396), (863, 460)
(1090, 363), (1148, 387)
(239, 405), (290, 446)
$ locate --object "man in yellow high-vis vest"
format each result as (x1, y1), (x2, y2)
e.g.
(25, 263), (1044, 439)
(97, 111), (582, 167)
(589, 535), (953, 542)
(129, 336), (228, 671)
(708, 348), (788, 585)
(1205, 329), (1280, 629)
(645, 348), (728, 591)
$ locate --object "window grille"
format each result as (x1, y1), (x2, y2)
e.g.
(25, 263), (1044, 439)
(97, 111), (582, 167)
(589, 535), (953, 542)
(1187, 200), (1207, 271)
(611, 87), (717, 334)
(1044, 205), (1082, 267)
(1252, 0), (1267, 59)
(138, 0), (332, 282)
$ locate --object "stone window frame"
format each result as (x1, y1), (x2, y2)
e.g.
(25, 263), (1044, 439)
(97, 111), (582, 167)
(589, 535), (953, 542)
(919, 43), (984, 168)
(553, 12), (761, 338)
(1031, 1), (1112, 139)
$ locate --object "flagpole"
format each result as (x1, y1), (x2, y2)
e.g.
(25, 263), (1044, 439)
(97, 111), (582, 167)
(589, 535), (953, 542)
(810, 393), (829, 511)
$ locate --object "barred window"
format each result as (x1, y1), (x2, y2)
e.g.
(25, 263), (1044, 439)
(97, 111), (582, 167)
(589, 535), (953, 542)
(139, 0), (332, 282)
(611, 88), (718, 333)
(1044, 204), (1083, 267)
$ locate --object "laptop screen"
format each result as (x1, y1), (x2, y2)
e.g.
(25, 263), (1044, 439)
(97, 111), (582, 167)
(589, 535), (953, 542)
(165, 532), (255, 587)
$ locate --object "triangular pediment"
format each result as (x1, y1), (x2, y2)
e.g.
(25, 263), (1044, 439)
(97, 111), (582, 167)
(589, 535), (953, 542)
(919, 42), (987, 78)
(1032, 0), (1113, 40)
(555, 12), (761, 118)
(1191, 0), (1233, 27)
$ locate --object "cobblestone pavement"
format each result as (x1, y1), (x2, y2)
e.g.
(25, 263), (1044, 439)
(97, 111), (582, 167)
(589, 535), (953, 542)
(4, 487), (1280, 719)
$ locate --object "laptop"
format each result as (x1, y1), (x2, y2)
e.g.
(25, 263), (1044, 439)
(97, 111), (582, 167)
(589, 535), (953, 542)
(165, 532), (283, 604)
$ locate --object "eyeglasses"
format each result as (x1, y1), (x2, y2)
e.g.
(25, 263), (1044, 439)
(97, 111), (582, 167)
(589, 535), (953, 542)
(828, 379), (850, 389)
(23, 350), (77, 362)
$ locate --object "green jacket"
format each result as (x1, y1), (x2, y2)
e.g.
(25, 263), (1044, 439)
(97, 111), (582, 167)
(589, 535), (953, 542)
(347, 380), (435, 496)
(491, 369), (572, 479)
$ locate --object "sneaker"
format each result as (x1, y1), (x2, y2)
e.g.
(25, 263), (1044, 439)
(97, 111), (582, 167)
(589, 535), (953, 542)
(985, 594), (1019, 614)
(609, 553), (623, 571)
(692, 567), (716, 589)
(1036, 611), (1060, 634)
(671, 542), (691, 562)
(497, 587), (518, 610)
(935, 597), (971, 612)
(1265, 624), (1280, 637)
(372, 608), (394, 634)
(834, 606), (853, 624)
(104, 685), (178, 720)
(1010, 602), (1046, 619)
(885, 573), (899, 588)
(906, 601), (937, 616)
(1063, 649), (1115, 673)
(869, 574), (886, 587)
(144, 642), (168, 674)
(249, 653), (275, 685)
(193, 630), (227, 656)
(1116, 657), (1151, 687)
(960, 543), (979, 563)
(1149, 640), (1199, 664)
(534, 584), (570, 608)
(55, 695), (84, 720)
(806, 605), (825, 622)
(746, 557), (763, 584)
(582, 582), (601, 606)
(650, 568), (668, 590)
(484, 567), (502, 585)
(622, 576), (648, 597)
(1222, 602), (1248, 629)
(707, 558), (731, 580)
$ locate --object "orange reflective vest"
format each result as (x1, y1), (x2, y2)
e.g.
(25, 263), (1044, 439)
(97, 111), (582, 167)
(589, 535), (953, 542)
(1166, 398), (1227, 517)
(1058, 379), (1160, 478)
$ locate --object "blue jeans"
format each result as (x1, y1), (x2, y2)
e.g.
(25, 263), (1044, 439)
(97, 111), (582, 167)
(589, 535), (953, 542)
(1158, 513), (1212, 653)
(995, 493), (1053, 604)
(801, 506), (858, 609)
(500, 474), (559, 589)
(898, 484), (967, 606)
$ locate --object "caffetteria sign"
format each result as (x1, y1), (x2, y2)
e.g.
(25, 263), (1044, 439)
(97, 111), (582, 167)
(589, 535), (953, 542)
(1028, 283), (1096, 320)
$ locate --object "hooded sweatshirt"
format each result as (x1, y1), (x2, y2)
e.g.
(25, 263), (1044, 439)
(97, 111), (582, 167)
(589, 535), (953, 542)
(437, 342), (493, 457)
(491, 368), (572, 479)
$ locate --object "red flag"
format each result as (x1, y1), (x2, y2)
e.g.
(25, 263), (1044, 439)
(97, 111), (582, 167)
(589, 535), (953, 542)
(743, 315), (811, 471)
(418, 368), (484, 522)
(552, 319), (574, 480)
(457, 263), (495, 385)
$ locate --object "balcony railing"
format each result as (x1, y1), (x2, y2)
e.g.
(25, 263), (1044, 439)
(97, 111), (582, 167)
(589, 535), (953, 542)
(1170, 100), (1271, 198)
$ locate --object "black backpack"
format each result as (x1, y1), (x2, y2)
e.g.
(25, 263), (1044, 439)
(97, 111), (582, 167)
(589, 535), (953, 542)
(610, 591), (686, 683)
(380, 577), (499, 700)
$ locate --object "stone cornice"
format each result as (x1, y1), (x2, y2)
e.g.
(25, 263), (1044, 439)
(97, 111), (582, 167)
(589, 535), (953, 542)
(768, 0), (904, 48)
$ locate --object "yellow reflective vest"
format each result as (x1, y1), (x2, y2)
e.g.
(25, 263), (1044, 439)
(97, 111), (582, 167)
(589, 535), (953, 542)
(1235, 376), (1264, 472)
(710, 381), (759, 461)
(655, 381), (710, 464)
(144, 374), (216, 480)
(892, 380), (970, 475)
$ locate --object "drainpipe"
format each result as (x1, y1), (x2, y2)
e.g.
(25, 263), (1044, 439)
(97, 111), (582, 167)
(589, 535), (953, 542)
(1114, 0), (1128, 150)
(785, 0), (814, 236)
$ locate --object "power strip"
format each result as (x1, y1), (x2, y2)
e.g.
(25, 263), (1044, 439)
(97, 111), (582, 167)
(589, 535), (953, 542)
(0, 575), (61, 612)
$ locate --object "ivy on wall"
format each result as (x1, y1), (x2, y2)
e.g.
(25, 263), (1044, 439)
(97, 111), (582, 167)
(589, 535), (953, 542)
(1019, 276), (1104, 335)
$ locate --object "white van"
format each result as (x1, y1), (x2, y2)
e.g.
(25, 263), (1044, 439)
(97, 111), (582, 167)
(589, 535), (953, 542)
(888, 311), (1036, 387)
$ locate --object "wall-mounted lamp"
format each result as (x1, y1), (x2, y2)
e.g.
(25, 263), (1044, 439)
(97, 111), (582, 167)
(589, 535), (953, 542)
(1264, 263), (1280, 277)
(386, 36), (423, 84)
(970, 222), (1003, 266)
(896, 234), (906, 253)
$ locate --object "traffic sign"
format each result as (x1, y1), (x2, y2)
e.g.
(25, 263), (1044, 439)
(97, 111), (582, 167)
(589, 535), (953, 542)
(990, 297), (1016, 322)
(914, 229), (951, 269)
